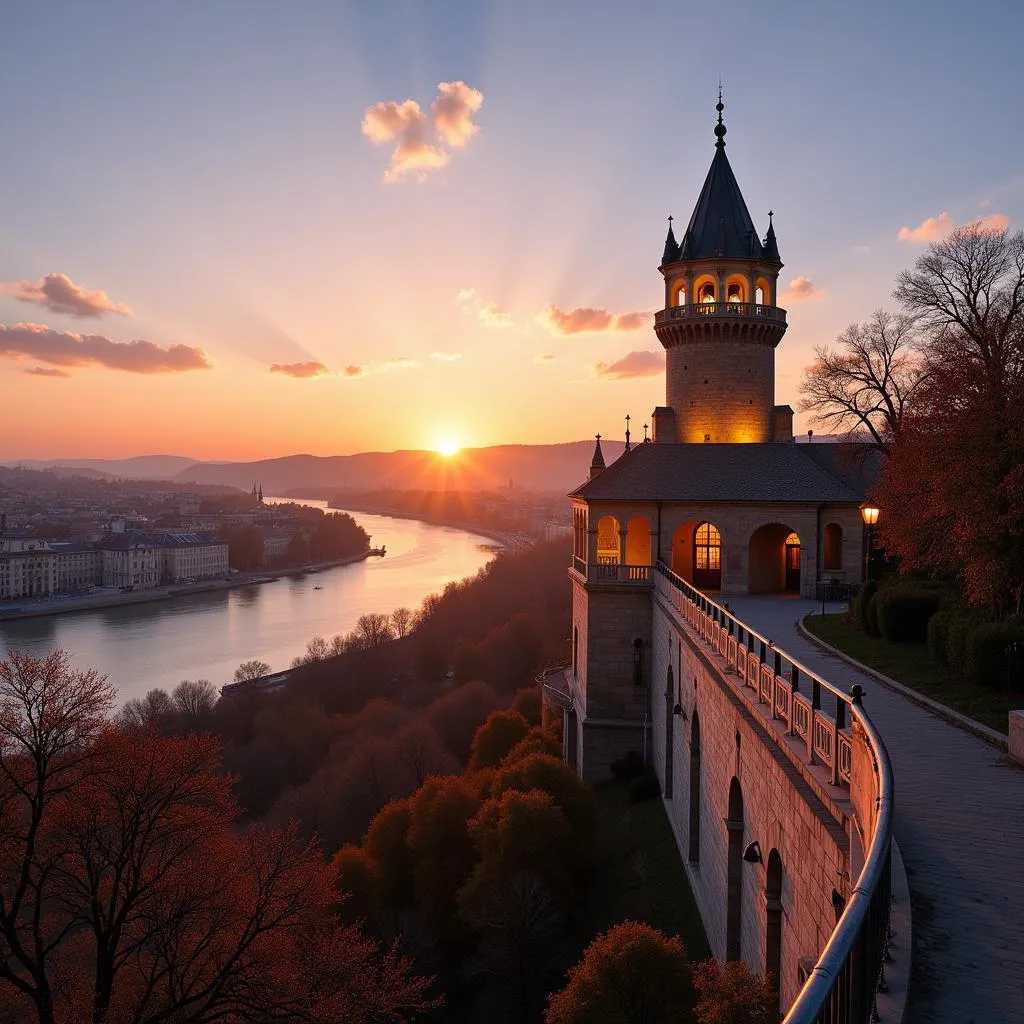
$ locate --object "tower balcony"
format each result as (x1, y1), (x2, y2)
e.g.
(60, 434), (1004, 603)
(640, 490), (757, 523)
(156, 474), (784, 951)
(654, 302), (788, 347)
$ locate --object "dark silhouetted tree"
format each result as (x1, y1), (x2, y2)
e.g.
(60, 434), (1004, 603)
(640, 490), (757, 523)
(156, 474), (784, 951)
(234, 658), (271, 682)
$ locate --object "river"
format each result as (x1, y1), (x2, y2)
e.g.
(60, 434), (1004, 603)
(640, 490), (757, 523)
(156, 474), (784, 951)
(0, 503), (499, 704)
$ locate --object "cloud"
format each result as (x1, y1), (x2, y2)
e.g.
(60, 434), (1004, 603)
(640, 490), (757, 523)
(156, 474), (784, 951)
(269, 360), (331, 378)
(25, 366), (71, 378)
(456, 288), (514, 328)
(343, 365), (368, 378)
(898, 210), (1011, 242)
(0, 322), (211, 375)
(780, 276), (824, 304)
(381, 357), (417, 370)
(593, 350), (665, 380)
(0, 273), (132, 319)
(534, 353), (555, 363)
(431, 351), (462, 361)
(432, 81), (484, 148)
(538, 304), (651, 336)
(362, 81), (483, 183)
(852, 244), (872, 253)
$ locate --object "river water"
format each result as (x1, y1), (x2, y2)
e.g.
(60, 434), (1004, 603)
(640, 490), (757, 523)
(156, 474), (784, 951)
(0, 504), (498, 704)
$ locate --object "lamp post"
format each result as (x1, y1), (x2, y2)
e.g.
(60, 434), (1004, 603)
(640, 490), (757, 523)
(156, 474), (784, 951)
(860, 502), (880, 582)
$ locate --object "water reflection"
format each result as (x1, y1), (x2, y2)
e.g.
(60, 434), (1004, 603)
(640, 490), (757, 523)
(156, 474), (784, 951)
(0, 511), (497, 704)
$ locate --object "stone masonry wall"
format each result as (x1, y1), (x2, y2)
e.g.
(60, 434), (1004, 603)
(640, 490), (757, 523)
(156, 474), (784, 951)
(650, 595), (851, 1009)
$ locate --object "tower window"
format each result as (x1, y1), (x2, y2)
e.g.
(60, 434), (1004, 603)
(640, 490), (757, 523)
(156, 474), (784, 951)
(727, 283), (742, 303)
(699, 283), (716, 303)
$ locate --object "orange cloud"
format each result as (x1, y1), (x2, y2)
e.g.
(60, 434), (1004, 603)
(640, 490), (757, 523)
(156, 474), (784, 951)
(593, 350), (664, 380)
(538, 304), (651, 336)
(0, 272), (131, 318)
(362, 81), (483, 183)
(432, 81), (484, 148)
(977, 213), (1011, 233)
(431, 351), (462, 361)
(780, 276), (824, 304)
(343, 365), (367, 378)
(381, 357), (417, 371)
(456, 288), (513, 328)
(899, 211), (1011, 242)
(25, 366), (71, 378)
(269, 361), (331, 378)
(534, 353), (555, 363)
(0, 322), (211, 375)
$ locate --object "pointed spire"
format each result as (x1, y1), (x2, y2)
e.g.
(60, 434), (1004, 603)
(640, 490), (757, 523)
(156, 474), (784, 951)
(762, 208), (781, 262)
(661, 214), (680, 264)
(714, 84), (727, 149)
(643, 423), (650, 443)
(624, 414), (631, 453)
(589, 433), (606, 479)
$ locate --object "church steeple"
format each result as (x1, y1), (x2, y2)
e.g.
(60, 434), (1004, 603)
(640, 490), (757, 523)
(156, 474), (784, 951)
(762, 210), (780, 263)
(589, 433), (606, 479)
(661, 215), (680, 265)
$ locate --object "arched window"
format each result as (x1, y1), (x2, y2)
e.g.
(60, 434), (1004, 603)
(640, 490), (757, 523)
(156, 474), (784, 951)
(727, 283), (742, 302)
(693, 522), (722, 590)
(688, 710), (701, 862)
(785, 531), (801, 592)
(675, 282), (688, 307)
(766, 849), (783, 1008)
(824, 523), (842, 570)
(664, 665), (675, 798)
(596, 515), (619, 563)
(699, 282), (716, 303)
(755, 285), (765, 305)
(726, 778), (744, 960)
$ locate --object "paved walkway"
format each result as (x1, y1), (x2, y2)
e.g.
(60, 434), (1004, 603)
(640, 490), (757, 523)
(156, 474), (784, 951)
(724, 596), (1024, 1024)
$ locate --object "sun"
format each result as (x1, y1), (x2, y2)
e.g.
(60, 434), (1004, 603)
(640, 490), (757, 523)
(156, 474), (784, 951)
(435, 437), (461, 457)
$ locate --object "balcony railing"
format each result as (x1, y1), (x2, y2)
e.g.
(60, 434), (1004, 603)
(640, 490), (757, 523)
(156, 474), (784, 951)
(653, 562), (893, 1024)
(570, 560), (653, 585)
(654, 301), (787, 324)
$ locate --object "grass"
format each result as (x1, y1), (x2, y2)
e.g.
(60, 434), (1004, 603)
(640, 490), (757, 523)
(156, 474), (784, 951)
(803, 614), (1020, 734)
(582, 779), (710, 959)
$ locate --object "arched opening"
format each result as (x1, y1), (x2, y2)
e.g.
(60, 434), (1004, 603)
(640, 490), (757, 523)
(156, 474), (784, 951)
(694, 274), (716, 305)
(596, 515), (620, 565)
(823, 523), (843, 571)
(726, 274), (747, 305)
(624, 515), (651, 566)
(748, 523), (800, 594)
(755, 277), (772, 306)
(664, 665), (674, 798)
(766, 849), (783, 1008)
(671, 279), (688, 307)
(726, 777), (744, 960)
(693, 522), (722, 591)
(688, 710), (701, 863)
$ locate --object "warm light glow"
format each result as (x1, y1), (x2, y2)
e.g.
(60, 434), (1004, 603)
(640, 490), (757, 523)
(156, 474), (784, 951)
(435, 438), (461, 457)
(860, 503), (880, 526)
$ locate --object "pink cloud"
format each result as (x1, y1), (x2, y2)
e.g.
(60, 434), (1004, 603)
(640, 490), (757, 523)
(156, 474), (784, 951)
(0, 322), (211, 375)
(343, 365), (367, 378)
(25, 366), (71, 378)
(269, 361), (331, 378)
(0, 272), (131, 318)
(538, 304), (651, 336)
(362, 81), (483, 183)
(456, 288), (513, 328)
(898, 212), (955, 243)
(976, 213), (1011, 233)
(780, 276), (825, 304)
(593, 350), (665, 380)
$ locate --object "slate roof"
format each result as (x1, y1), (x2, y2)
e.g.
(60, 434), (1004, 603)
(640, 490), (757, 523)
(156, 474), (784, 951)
(569, 442), (874, 504)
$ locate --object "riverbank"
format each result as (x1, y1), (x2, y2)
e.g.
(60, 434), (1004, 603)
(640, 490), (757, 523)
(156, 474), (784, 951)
(328, 502), (524, 550)
(0, 548), (383, 622)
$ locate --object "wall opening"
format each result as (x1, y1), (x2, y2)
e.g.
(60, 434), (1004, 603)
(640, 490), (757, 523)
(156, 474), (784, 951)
(596, 515), (620, 565)
(766, 848), (783, 1008)
(688, 709), (701, 863)
(664, 665), (674, 798)
(625, 515), (651, 566)
(755, 276), (772, 306)
(823, 523), (843, 571)
(693, 521), (722, 591)
(748, 523), (799, 594)
(726, 777), (744, 960)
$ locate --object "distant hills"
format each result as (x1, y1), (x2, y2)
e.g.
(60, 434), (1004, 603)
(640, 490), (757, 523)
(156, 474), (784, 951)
(2, 442), (628, 495)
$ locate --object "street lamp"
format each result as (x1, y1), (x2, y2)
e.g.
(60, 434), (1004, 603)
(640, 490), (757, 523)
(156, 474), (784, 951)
(860, 503), (880, 582)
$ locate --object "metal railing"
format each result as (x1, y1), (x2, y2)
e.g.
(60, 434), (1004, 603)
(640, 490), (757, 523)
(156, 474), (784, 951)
(653, 562), (894, 1024)
(654, 301), (788, 324)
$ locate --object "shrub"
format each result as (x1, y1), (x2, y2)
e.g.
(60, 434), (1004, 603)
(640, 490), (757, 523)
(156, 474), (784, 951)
(945, 609), (987, 672)
(609, 749), (645, 782)
(856, 579), (878, 634)
(468, 709), (531, 771)
(628, 771), (661, 803)
(964, 621), (1024, 689)
(875, 585), (943, 643)
(927, 609), (955, 665)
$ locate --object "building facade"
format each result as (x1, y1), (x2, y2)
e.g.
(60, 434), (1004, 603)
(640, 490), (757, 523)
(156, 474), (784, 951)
(99, 534), (162, 590)
(160, 532), (229, 581)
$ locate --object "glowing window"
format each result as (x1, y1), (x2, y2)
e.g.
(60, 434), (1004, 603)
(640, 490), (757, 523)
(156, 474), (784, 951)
(727, 283), (743, 303)
(699, 283), (716, 304)
(694, 522), (721, 570)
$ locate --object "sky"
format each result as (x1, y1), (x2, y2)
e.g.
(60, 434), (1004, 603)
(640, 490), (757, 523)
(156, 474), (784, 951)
(1, 0), (1022, 461)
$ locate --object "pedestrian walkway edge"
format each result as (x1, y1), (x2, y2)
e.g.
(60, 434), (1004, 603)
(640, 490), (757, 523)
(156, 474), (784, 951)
(796, 614), (1008, 753)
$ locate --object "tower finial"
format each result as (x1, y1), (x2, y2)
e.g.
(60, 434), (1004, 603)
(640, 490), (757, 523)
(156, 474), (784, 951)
(624, 414), (631, 453)
(714, 84), (726, 148)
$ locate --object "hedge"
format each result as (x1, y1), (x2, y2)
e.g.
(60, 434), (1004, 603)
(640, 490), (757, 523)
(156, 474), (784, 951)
(964, 621), (1024, 689)
(946, 610), (987, 670)
(926, 610), (955, 665)
(875, 587), (943, 643)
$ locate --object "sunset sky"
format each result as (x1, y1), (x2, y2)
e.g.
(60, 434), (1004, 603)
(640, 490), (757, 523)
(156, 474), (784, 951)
(2, 0), (1022, 461)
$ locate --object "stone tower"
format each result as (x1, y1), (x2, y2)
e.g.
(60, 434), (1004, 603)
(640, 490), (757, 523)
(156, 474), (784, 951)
(653, 97), (790, 444)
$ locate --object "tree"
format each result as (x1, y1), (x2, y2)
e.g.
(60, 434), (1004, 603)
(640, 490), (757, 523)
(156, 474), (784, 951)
(391, 606), (416, 638)
(693, 959), (778, 1024)
(309, 513), (370, 562)
(425, 681), (501, 764)
(353, 613), (396, 649)
(293, 634), (330, 667)
(544, 922), (695, 1024)
(0, 649), (435, 1024)
(118, 687), (173, 731)
(391, 722), (461, 787)
(171, 677), (217, 723)
(880, 223), (1024, 612)
(234, 658), (271, 682)
(467, 710), (531, 771)
(798, 309), (924, 452)
(286, 532), (310, 565)
(492, 752), (595, 838)
(220, 524), (264, 571)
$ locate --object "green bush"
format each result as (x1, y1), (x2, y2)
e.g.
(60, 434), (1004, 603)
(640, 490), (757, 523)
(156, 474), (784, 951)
(875, 586), (943, 643)
(945, 610), (987, 672)
(927, 610), (955, 665)
(964, 621), (1024, 689)
(856, 580), (878, 634)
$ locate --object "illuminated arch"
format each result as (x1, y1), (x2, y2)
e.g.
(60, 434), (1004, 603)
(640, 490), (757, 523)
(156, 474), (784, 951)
(671, 278), (689, 306)
(755, 276), (773, 306)
(596, 515), (620, 563)
(624, 515), (651, 565)
(748, 523), (800, 593)
(725, 274), (748, 304)
(693, 274), (717, 304)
